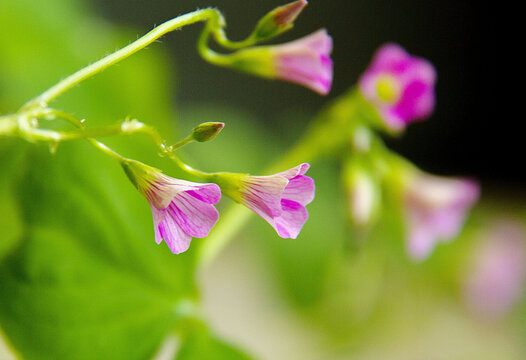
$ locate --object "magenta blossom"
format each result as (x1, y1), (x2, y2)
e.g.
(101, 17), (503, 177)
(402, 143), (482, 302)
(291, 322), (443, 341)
(359, 43), (436, 131)
(229, 29), (332, 95)
(464, 221), (526, 319)
(404, 174), (479, 260)
(122, 160), (221, 254)
(272, 29), (333, 95)
(217, 163), (315, 238)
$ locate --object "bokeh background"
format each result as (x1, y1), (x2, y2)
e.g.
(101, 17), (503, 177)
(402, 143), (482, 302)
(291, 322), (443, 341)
(1, 0), (522, 359)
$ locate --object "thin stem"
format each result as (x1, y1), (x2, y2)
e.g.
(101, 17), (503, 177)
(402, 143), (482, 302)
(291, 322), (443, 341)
(22, 9), (227, 109)
(197, 21), (233, 67)
(35, 108), (85, 128)
(167, 152), (211, 179)
(87, 138), (126, 162)
(171, 135), (194, 150)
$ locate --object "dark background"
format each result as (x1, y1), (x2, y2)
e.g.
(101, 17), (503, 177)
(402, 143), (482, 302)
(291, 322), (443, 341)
(93, 1), (502, 185)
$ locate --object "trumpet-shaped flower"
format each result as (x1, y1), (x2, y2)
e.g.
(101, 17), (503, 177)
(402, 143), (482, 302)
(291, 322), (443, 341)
(229, 29), (333, 95)
(216, 163), (315, 238)
(404, 174), (479, 260)
(122, 160), (221, 254)
(359, 43), (436, 131)
(272, 28), (333, 94)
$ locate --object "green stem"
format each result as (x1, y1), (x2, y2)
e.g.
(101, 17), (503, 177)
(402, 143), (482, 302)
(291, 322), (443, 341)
(35, 108), (85, 128)
(21, 9), (236, 109)
(87, 138), (126, 162)
(0, 116), (17, 136)
(167, 152), (211, 179)
(171, 135), (194, 150)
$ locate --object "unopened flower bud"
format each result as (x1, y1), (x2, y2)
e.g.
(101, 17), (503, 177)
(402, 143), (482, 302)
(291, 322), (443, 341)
(252, 0), (308, 41)
(191, 122), (225, 142)
(344, 161), (380, 227)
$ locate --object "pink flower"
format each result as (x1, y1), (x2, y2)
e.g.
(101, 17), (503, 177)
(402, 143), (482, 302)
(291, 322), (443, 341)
(242, 163), (315, 238)
(359, 43), (436, 131)
(228, 29), (333, 95)
(272, 29), (333, 95)
(464, 221), (526, 319)
(404, 174), (479, 260)
(122, 160), (221, 254)
(217, 163), (315, 238)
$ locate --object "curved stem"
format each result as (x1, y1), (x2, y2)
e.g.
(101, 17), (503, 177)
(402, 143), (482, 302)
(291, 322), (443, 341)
(167, 152), (211, 179)
(87, 138), (126, 162)
(22, 9), (231, 109)
(36, 108), (85, 128)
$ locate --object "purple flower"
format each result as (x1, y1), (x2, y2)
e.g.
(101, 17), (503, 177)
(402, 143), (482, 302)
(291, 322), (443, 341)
(229, 29), (332, 95)
(464, 221), (526, 319)
(122, 160), (221, 254)
(359, 43), (437, 131)
(404, 174), (479, 260)
(241, 163), (315, 238)
(217, 163), (315, 238)
(272, 29), (333, 95)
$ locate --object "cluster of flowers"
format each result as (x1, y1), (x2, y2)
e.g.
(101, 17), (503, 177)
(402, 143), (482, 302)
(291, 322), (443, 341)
(120, 28), (482, 260)
(347, 43), (479, 261)
(35, 1), (471, 260)
(117, 0), (329, 254)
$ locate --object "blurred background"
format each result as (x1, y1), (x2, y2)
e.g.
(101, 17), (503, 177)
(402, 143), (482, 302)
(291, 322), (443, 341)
(1, 0), (523, 360)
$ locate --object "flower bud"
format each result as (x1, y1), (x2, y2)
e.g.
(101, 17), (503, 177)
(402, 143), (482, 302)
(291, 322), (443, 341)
(252, 0), (308, 41)
(191, 122), (225, 142)
(344, 160), (380, 227)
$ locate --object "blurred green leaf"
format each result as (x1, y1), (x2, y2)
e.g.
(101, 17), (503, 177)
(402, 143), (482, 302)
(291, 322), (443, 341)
(0, 0), (206, 358)
(0, 141), (200, 360)
(0, 141), (26, 262)
(176, 329), (253, 360)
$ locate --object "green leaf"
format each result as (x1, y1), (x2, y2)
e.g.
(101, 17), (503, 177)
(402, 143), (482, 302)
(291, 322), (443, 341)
(0, 141), (27, 262)
(176, 328), (253, 360)
(0, 141), (199, 360)
(0, 0), (208, 358)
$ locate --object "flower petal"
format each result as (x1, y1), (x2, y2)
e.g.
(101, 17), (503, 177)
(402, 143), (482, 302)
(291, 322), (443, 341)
(283, 175), (315, 206)
(242, 175), (289, 219)
(274, 199), (309, 239)
(407, 224), (436, 261)
(183, 183), (221, 204)
(277, 163), (310, 179)
(167, 191), (219, 238)
(150, 205), (166, 245)
(157, 210), (192, 254)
